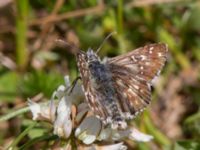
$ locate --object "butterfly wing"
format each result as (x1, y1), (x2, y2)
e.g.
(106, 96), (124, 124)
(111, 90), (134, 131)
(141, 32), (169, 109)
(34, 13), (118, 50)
(107, 43), (168, 118)
(76, 51), (109, 121)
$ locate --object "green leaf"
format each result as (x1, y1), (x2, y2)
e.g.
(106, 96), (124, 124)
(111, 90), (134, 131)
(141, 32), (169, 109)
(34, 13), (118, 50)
(0, 71), (18, 102)
(19, 71), (63, 98)
(187, 5), (200, 31)
(174, 141), (200, 150)
(184, 111), (200, 137)
(28, 128), (46, 139)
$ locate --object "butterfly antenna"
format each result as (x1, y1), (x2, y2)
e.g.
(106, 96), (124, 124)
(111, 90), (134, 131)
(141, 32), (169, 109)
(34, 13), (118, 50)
(96, 31), (117, 54)
(55, 39), (80, 53)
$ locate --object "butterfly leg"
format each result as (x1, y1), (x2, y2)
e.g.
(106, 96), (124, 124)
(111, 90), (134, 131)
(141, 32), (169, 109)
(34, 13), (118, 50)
(67, 76), (81, 95)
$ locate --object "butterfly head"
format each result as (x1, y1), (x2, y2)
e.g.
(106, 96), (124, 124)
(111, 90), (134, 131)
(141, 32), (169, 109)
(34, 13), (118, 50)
(86, 48), (100, 63)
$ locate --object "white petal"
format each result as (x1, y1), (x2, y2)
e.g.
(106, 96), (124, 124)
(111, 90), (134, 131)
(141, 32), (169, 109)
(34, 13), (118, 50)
(60, 76), (84, 105)
(54, 119), (72, 138)
(64, 75), (71, 87)
(28, 99), (41, 120)
(69, 83), (85, 105)
(54, 85), (66, 99)
(76, 103), (89, 123)
(63, 120), (73, 138)
(28, 99), (56, 122)
(75, 109), (88, 124)
(54, 96), (72, 138)
(82, 135), (96, 145)
(57, 96), (71, 114)
(111, 129), (129, 141)
(129, 128), (153, 142)
(75, 116), (102, 144)
(96, 142), (127, 150)
(49, 99), (56, 121)
(97, 127), (112, 141)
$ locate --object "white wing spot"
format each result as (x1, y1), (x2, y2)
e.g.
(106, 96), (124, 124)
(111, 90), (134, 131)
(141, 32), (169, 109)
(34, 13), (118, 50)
(145, 62), (150, 65)
(150, 47), (154, 51)
(128, 88), (136, 95)
(123, 92), (127, 98)
(140, 66), (144, 70)
(158, 52), (162, 57)
(140, 55), (146, 60)
(131, 56), (137, 62)
(133, 84), (139, 90)
(116, 79), (124, 87)
(81, 62), (85, 67)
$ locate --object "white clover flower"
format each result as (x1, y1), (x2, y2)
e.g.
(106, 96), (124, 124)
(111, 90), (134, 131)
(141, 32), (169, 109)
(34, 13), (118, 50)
(28, 75), (153, 149)
(28, 98), (56, 122)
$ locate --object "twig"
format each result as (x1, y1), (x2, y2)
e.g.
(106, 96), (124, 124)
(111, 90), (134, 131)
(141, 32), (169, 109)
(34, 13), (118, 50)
(32, 0), (65, 51)
(30, 1), (105, 26)
(126, 0), (188, 8)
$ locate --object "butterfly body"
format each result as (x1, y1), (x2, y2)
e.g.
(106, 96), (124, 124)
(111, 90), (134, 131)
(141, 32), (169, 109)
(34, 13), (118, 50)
(76, 43), (168, 129)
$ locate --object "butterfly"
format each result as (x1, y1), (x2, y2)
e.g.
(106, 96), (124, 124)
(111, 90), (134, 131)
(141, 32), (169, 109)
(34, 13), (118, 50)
(76, 42), (168, 129)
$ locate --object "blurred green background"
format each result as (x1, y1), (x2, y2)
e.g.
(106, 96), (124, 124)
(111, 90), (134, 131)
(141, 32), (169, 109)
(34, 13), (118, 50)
(0, 0), (200, 149)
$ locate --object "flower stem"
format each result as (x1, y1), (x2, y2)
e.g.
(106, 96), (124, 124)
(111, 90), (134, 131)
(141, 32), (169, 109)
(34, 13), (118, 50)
(16, 0), (29, 70)
(7, 122), (37, 150)
(0, 107), (30, 122)
(144, 114), (171, 146)
(117, 0), (123, 34)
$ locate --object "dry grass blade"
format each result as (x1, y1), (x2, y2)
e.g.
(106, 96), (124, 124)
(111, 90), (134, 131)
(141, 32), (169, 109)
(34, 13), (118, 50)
(126, 0), (186, 8)
(30, 1), (105, 26)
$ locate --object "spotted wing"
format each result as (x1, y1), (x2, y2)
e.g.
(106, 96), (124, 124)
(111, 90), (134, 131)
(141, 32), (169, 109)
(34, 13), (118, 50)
(107, 43), (168, 118)
(76, 51), (109, 121)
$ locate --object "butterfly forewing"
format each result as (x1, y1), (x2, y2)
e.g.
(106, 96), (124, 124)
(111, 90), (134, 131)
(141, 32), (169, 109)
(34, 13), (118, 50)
(76, 51), (109, 121)
(107, 43), (168, 118)
(108, 43), (168, 83)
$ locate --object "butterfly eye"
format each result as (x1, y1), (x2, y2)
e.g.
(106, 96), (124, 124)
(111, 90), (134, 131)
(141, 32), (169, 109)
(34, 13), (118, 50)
(88, 63), (93, 68)
(88, 61), (99, 69)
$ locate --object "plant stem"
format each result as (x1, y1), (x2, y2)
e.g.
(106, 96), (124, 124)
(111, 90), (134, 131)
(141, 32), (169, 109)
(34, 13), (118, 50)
(16, 0), (29, 70)
(7, 122), (37, 150)
(117, 0), (123, 34)
(0, 107), (30, 122)
(144, 114), (171, 146)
